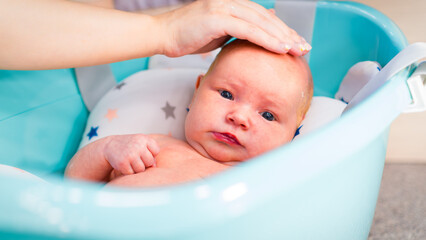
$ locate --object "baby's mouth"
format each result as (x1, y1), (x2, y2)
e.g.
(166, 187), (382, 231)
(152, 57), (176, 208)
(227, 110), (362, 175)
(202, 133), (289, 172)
(212, 132), (241, 146)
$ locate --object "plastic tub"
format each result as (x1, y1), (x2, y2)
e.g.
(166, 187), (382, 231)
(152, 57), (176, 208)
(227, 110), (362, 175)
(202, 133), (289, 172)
(0, 1), (414, 239)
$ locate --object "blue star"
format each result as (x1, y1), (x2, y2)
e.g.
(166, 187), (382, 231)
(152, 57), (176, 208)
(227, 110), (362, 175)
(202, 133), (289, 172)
(87, 126), (99, 140)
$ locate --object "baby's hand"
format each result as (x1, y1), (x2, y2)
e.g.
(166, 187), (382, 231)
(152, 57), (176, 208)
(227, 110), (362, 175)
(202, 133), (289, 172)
(103, 134), (160, 175)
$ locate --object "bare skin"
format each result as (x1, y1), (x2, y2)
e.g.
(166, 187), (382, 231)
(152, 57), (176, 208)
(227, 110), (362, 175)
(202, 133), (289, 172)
(66, 134), (230, 187)
(65, 40), (313, 187)
(108, 135), (231, 187)
(0, 0), (311, 70)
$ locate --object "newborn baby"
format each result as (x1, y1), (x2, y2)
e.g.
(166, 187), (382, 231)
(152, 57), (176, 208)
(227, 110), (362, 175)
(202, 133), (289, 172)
(65, 40), (313, 187)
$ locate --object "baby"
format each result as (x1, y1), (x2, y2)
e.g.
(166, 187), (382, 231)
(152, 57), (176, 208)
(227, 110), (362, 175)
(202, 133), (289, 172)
(65, 40), (313, 187)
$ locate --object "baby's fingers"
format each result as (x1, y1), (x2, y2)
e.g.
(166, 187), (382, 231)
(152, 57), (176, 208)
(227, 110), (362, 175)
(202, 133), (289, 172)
(147, 138), (160, 159)
(138, 149), (156, 169)
(130, 158), (146, 173)
(116, 161), (135, 175)
(131, 138), (159, 173)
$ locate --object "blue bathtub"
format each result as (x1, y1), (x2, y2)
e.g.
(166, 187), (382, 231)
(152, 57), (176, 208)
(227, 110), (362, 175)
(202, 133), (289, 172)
(0, 1), (417, 239)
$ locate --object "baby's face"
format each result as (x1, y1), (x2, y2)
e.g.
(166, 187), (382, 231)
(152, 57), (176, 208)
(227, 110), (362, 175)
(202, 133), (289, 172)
(185, 41), (311, 164)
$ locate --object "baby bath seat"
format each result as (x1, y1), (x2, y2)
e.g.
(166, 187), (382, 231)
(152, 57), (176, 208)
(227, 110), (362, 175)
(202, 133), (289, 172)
(1, 1), (425, 239)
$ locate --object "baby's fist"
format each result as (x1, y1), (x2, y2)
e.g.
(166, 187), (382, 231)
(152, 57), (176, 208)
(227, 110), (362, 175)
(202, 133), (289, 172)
(103, 134), (160, 175)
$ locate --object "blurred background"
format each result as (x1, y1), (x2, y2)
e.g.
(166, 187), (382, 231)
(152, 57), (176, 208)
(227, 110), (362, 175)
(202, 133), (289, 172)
(341, 1), (426, 239)
(350, 0), (426, 164)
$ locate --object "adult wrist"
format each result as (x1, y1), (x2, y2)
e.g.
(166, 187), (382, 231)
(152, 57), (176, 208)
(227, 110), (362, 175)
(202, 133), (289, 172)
(149, 13), (171, 56)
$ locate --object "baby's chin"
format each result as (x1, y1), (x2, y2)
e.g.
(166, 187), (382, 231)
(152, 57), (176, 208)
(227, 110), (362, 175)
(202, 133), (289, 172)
(186, 138), (247, 164)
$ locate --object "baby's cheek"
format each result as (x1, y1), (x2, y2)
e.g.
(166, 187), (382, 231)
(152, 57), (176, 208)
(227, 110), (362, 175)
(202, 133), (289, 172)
(251, 132), (276, 153)
(269, 127), (293, 146)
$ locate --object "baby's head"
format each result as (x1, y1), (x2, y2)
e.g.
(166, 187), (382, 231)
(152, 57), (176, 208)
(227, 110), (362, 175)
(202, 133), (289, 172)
(185, 40), (313, 164)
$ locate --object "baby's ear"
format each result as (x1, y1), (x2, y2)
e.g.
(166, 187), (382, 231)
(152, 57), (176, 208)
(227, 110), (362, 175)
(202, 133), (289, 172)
(188, 74), (205, 108)
(296, 112), (306, 127)
(196, 74), (204, 89)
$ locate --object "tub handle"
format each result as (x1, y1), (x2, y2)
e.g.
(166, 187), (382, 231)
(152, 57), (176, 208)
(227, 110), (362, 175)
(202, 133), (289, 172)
(405, 61), (426, 113)
(344, 42), (426, 112)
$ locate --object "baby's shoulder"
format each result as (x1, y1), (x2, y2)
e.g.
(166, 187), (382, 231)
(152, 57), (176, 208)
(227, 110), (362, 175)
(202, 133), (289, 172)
(148, 134), (229, 174)
(148, 134), (199, 166)
(149, 134), (189, 149)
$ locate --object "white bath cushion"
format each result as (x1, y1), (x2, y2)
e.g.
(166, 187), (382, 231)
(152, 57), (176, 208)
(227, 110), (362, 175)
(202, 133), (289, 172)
(293, 96), (347, 140)
(79, 68), (346, 148)
(335, 61), (382, 104)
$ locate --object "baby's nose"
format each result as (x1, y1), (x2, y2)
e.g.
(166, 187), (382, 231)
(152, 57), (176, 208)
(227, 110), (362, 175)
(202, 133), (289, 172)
(227, 109), (251, 129)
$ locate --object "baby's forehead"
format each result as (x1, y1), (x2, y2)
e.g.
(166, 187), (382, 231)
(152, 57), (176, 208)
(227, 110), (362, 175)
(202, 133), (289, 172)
(220, 42), (307, 72)
(209, 39), (311, 92)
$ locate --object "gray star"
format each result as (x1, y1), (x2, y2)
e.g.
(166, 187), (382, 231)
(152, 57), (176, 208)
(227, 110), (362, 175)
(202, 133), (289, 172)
(115, 82), (126, 90)
(161, 101), (176, 119)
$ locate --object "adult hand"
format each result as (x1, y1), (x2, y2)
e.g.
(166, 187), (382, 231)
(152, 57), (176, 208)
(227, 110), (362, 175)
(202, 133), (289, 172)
(155, 0), (311, 57)
(0, 0), (310, 70)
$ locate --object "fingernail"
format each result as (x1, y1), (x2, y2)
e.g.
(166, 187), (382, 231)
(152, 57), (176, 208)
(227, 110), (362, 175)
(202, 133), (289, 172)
(298, 41), (312, 52)
(299, 42), (306, 52)
(304, 43), (312, 51)
(280, 43), (291, 52)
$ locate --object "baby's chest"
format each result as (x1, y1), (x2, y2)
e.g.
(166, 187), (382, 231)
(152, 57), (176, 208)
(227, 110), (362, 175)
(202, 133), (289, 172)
(154, 148), (230, 180)
(155, 145), (199, 169)
(150, 135), (229, 176)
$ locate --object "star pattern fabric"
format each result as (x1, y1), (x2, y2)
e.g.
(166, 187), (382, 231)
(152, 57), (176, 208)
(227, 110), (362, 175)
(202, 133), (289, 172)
(162, 101), (176, 119)
(79, 69), (345, 150)
(104, 109), (118, 122)
(87, 126), (99, 140)
(79, 69), (207, 148)
(115, 82), (126, 90)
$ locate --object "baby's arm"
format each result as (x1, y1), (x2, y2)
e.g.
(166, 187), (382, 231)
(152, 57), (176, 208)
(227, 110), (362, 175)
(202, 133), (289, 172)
(108, 149), (232, 187)
(65, 134), (159, 182)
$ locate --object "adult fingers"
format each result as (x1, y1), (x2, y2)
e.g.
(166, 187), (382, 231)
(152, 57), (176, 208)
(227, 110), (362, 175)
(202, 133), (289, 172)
(218, 16), (290, 54)
(231, 0), (311, 55)
(235, 0), (293, 40)
(193, 35), (232, 54)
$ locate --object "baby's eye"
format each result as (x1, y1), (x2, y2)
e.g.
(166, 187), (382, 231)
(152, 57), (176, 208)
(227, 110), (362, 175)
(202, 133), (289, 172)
(261, 111), (275, 121)
(219, 90), (233, 100)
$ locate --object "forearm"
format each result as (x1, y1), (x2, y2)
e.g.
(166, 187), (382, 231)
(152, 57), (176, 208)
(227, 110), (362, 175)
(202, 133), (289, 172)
(108, 158), (231, 187)
(107, 167), (199, 187)
(65, 137), (113, 182)
(0, 0), (164, 70)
